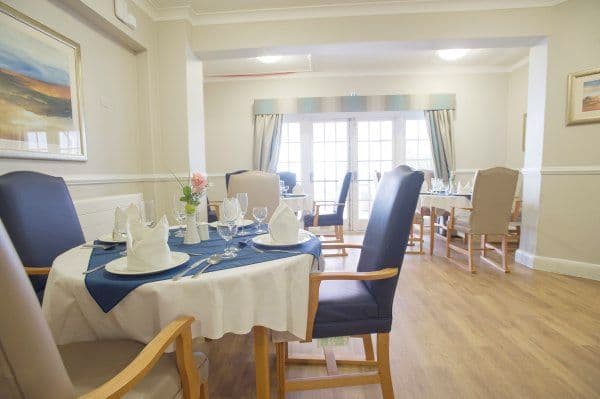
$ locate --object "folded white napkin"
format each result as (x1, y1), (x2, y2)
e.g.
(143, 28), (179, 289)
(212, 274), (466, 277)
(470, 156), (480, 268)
(269, 203), (299, 244)
(292, 184), (304, 194)
(126, 215), (171, 272)
(113, 204), (141, 240)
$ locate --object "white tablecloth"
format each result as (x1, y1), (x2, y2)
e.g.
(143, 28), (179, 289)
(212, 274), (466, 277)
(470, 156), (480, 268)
(418, 194), (472, 212)
(281, 194), (311, 213)
(43, 246), (321, 348)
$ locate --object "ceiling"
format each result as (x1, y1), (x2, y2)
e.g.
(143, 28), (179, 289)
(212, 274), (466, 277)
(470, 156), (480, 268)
(203, 46), (530, 79)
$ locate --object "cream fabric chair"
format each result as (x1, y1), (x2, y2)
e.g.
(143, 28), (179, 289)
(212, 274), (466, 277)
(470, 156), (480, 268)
(0, 221), (209, 399)
(227, 170), (280, 222)
(441, 167), (519, 273)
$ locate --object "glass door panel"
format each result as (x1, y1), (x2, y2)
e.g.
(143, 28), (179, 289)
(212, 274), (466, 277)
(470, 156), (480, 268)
(312, 121), (349, 217)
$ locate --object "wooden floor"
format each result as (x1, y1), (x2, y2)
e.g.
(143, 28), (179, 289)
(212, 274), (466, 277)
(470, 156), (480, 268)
(204, 235), (600, 398)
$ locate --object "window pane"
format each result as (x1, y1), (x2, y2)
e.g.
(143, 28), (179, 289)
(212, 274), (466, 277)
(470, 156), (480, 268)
(336, 142), (347, 161)
(325, 162), (337, 180)
(369, 142), (381, 160)
(313, 164), (325, 181)
(357, 143), (369, 161)
(325, 182), (337, 201)
(419, 141), (432, 159)
(358, 161), (370, 180)
(357, 122), (369, 141)
(336, 122), (347, 139)
(313, 142), (324, 162)
(289, 143), (301, 162)
(313, 123), (324, 142)
(359, 182), (370, 201)
(381, 143), (392, 160)
(406, 120), (418, 140)
(369, 122), (380, 141)
(279, 146), (289, 162)
(288, 123), (300, 141)
(381, 121), (392, 140)
(324, 123), (336, 141)
(406, 141), (418, 159)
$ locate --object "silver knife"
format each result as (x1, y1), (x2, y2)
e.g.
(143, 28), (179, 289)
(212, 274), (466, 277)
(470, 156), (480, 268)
(82, 263), (108, 275)
(172, 258), (208, 281)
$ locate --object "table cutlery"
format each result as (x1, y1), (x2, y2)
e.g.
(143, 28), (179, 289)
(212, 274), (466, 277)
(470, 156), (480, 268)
(82, 243), (119, 250)
(185, 251), (204, 256)
(192, 254), (222, 278)
(82, 263), (108, 275)
(252, 247), (301, 255)
(172, 258), (208, 281)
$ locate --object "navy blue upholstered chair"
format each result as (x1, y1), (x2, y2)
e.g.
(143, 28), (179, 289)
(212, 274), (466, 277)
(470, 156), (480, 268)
(0, 171), (85, 302)
(276, 165), (424, 399)
(303, 172), (352, 253)
(277, 172), (296, 192)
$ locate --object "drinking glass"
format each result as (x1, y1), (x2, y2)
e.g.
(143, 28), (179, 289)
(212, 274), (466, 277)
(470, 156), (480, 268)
(217, 223), (238, 259)
(172, 192), (186, 237)
(252, 206), (268, 234)
(140, 200), (157, 227)
(236, 192), (249, 236)
(221, 197), (240, 225)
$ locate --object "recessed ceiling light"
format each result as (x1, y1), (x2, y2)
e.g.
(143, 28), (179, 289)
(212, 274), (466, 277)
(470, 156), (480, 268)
(437, 49), (470, 61)
(257, 55), (283, 64)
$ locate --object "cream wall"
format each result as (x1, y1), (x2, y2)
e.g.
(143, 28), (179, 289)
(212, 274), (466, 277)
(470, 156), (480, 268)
(204, 73), (510, 197)
(506, 64), (529, 170)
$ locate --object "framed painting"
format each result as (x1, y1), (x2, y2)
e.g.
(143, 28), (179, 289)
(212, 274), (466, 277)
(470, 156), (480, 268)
(567, 67), (600, 126)
(0, 2), (86, 161)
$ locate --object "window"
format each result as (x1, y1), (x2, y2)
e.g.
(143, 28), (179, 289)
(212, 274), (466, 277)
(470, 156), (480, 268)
(276, 122), (302, 180)
(405, 119), (433, 171)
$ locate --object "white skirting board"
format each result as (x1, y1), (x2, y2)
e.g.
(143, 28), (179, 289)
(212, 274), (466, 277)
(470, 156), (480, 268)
(74, 193), (143, 241)
(515, 249), (600, 281)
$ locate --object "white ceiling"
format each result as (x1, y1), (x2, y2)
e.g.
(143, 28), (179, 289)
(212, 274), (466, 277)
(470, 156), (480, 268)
(137, 0), (567, 25)
(203, 46), (529, 79)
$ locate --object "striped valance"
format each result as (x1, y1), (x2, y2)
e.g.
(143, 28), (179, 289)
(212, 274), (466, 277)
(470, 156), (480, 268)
(253, 94), (455, 115)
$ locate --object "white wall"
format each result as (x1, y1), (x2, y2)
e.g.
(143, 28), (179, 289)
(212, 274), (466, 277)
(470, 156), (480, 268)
(204, 72), (510, 197)
(506, 63), (529, 170)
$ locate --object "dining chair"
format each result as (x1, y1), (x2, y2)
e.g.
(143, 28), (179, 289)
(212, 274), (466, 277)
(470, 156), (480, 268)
(440, 167), (519, 273)
(227, 170), (280, 222)
(277, 172), (297, 192)
(276, 165), (423, 399)
(0, 220), (209, 399)
(303, 171), (352, 255)
(0, 171), (85, 302)
(224, 169), (249, 190)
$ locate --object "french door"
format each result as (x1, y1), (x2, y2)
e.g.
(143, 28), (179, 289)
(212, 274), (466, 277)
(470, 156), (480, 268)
(279, 111), (428, 231)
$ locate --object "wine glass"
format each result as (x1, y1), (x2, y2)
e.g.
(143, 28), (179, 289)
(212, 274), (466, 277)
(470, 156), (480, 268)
(217, 223), (238, 259)
(140, 200), (157, 227)
(236, 193), (249, 236)
(172, 192), (186, 237)
(252, 206), (268, 234)
(221, 197), (240, 225)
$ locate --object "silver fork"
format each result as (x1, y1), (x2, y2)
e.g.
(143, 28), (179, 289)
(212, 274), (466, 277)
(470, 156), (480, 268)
(172, 258), (208, 281)
(82, 263), (108, 275)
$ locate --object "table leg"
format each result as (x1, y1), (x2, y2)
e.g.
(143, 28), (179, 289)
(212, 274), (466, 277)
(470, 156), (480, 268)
(429, 207), (436, 255)
(253, 326), (271, 399)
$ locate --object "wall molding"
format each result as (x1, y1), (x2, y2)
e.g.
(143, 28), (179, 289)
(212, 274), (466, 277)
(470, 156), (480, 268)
(132, 0), (567, 26)
(521, 165), (600, 175)
(62, 173), (222, 186)
(515, 250), (600, 281)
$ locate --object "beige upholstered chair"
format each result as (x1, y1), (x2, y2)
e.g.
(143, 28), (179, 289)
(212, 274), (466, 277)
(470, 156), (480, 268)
(0, 221), (209, 399)
(441, 167), (519, 273)
(227, 170), (280, 222)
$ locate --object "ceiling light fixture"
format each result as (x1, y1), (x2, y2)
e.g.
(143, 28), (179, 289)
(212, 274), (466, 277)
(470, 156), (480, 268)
(437, 49), (470, 61)
(257, 55), (283, 64)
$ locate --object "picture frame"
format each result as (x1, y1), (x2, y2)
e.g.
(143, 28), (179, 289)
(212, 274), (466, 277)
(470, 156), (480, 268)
(566, 67), (600, 126)
(0, 2), (86, 161)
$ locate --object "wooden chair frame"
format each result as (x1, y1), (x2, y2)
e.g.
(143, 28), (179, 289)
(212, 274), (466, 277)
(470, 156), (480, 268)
(80, 316), (207, 399)
(310, 201), (347, 257)
(276, 243), (397, 399)
(406, 213), (424, 255)
(441, 207), (510, 274)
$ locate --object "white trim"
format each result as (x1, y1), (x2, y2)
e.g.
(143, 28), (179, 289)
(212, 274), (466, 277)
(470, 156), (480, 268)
(521, 166), (600, 175)
(508, 56), (529, 72)
(133, 0), (567, 26)
(453, 169), (477, 174)
(516, 250), (600, 281)
(204, 67), (512, 83)
(62, 173), (222, 186)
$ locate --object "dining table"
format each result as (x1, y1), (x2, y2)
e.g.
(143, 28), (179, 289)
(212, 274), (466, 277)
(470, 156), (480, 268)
(42, 225), (323, 399)
(418, 192), (472, 255)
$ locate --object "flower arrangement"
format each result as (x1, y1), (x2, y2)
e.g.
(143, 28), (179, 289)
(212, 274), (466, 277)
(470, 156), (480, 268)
(174, 172), (208, 215)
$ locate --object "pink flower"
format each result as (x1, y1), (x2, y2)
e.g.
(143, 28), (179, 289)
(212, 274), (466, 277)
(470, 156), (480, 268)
(191, 172), (207, 193)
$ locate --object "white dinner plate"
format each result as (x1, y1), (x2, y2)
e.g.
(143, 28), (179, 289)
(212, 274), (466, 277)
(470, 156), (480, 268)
(252, 230), (312, 248)
(209, 219), (254, 228)
(97, 233), (127, 244)
(104, 252), (190, 276)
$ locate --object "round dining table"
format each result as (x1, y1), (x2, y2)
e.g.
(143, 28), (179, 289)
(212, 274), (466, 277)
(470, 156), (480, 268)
(42, 234), (322, 399)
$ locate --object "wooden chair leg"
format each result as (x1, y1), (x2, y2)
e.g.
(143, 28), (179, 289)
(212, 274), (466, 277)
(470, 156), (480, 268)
(362, 334), (375, 361)
(337, 225), (347, 256)
(467, 234), (475, 274)
(445, 228), (451, 258)
(199, 382), (209, 399)
(419, 217), (424, 254)
(501, 235), (509, 273)
(376, 333), (394, 399)
(276, 342), (286, 399)
(481, 234), (487, 258)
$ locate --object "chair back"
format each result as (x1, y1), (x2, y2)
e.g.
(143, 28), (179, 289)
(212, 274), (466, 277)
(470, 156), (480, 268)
(469, 167), (519, 235)
(0, 221), (75, 399)
(225, 170), (249, 189)
(0, 172), (85, 294)
(335, 172), (352, 220)
(227, 171), (280, 222)
(358, 166), (423, 318)
(277, 172), (296, 191)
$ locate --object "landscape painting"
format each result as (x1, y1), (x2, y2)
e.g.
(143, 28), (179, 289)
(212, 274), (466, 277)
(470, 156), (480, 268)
(567, 68), (600, 125)
(0, 3), (86, 160)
